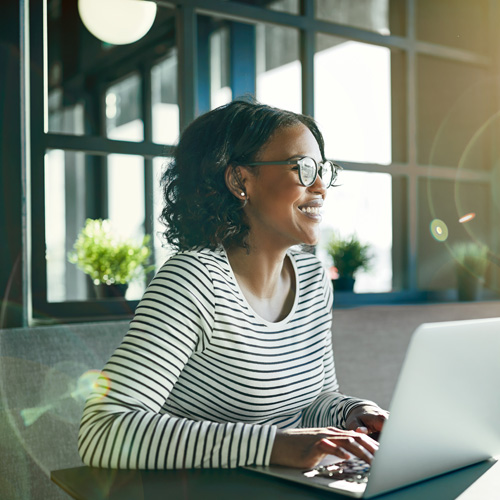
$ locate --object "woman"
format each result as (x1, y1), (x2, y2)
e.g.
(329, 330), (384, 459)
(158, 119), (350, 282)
(78, 100), (388, 470)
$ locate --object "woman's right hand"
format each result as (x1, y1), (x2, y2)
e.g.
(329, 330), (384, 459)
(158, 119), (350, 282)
(269, 426), (379, 469)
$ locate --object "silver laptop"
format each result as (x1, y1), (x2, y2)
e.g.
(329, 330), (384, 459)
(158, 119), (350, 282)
(245, 317), (500, 498)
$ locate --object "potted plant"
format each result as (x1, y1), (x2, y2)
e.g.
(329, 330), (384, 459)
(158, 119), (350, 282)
(325, 232), (372, 291)
(453, 242), (489, 301)
(68, 218), (153, 298)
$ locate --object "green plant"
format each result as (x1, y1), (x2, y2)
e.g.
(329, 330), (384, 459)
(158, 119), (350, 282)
(453, 242), (489, 277)
(68, 219), (153, 285)
(325, 232), (372, 278)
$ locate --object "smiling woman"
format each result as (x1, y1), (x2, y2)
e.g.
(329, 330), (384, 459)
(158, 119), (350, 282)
(78, 99), (388, 471)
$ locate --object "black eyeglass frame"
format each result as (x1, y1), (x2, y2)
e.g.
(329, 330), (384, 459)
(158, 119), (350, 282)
(243, 156), (342, 188)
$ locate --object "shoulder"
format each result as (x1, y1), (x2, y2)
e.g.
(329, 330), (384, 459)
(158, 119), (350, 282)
(288, 247), (333, 308)
(288, 247), (326, 278)
(149, 248), (221, 296)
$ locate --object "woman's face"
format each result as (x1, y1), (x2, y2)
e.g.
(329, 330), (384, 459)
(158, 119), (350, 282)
(241, 123), (327, 249)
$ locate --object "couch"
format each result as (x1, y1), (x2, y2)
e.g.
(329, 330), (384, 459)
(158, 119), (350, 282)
(0, 321), (129, 500)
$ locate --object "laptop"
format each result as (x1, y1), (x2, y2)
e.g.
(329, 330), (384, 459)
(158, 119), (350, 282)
(245, 317), (500, 498)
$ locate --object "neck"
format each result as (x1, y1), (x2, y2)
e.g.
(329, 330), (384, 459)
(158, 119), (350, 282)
(225, 244), (289, 299)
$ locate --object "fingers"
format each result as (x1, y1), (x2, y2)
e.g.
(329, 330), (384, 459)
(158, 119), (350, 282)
(341, 435), (376, 464)
(365, 412), (389, 432)
(350, 416), (384, 433)
(318, 438), (350, 461)
(320, 430), (379, 464)
(346, 407), (389, 432)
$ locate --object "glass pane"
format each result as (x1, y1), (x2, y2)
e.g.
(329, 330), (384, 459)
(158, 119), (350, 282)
(45, 149), (71, 303)
(210, 26), (232, 109)
(226, 0), (300, 14)
(315, 0), (405, 36)
(256, 24), (301, 112)
(46, 1), (175, 136)
(107, 155), (145, 240)
(153, 157), (176, 269)
(266, 0), (300, 14)
(418, 178), (493, 293)
(106, 74), (143, 141)
(48, 89), (85, 135)
(107, 154), (146, 300)
(198, 16), (300, 113)
(416, 0), (489, 54)
(45, 150), (150, 302)
(318, 171), (393, 293)
(152, 52), (180, 144)
(314, 35), (392, 165)
(417, 55), (493, 169)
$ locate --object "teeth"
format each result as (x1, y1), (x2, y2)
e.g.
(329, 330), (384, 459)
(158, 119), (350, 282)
(300, 206), (321, 215)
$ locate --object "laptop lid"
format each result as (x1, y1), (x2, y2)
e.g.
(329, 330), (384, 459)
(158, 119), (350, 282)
(245, 317), (500, 498)
(364, 316), (500, 497)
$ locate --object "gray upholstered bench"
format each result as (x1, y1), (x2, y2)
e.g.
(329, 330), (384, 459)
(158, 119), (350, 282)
(0, 321), (129, 500)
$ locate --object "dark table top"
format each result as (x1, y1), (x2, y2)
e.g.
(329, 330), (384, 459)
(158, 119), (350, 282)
(51, 458), (500, 500)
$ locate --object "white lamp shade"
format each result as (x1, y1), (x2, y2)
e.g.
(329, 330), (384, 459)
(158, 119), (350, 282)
(78, 0), (157, 46)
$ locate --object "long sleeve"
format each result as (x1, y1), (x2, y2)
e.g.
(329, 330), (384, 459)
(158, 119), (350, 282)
(78, 253), (276, 469)
(300, 329), (378, 429)
(300, 267), (379, 429)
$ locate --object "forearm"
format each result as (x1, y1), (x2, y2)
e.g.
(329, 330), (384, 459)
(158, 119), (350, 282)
(78, 398), (276, 469)
(300, 391), (379, 429)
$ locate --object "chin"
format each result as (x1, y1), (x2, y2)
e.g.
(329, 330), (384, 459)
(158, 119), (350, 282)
(300, 235), (319, 247)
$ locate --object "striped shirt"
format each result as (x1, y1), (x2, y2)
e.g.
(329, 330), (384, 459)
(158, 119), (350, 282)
(78, 247), (371, 469)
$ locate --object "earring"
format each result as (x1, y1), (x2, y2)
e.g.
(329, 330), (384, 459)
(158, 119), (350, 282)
(240, 192), (245, 197)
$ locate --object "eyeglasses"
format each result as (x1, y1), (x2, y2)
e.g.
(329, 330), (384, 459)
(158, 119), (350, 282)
(244, 156), (342, 188)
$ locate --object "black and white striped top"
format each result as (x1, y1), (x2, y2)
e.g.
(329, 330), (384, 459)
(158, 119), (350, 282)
(78, 247), (370, 469)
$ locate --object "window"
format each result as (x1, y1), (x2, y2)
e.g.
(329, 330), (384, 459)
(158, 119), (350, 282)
(23, 0), (500, 323)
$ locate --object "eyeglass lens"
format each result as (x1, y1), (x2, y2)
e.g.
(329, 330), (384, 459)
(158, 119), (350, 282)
(298, 157), (335, 187)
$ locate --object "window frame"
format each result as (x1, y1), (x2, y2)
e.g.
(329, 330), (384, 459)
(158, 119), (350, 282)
(24, 0), (500, 324)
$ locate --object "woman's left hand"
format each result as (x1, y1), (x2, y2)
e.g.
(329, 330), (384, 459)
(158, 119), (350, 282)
(345, 405), (389, 437)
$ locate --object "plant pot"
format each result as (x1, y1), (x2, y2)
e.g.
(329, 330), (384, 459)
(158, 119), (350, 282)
(93, 283), (128, 299)
(333, 276), (355, 292)
(456, 267), (480, 302)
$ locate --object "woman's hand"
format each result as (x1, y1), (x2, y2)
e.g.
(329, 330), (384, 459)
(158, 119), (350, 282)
(345, 405), (389, 438)
(269, 427), (379, 469)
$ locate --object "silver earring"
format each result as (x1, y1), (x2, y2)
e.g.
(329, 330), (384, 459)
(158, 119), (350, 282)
(240, 192), (245, 197)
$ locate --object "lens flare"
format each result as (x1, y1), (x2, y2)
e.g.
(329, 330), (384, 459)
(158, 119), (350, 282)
(75, 369), (111, 401)
(430, 219), (449, 242)
(459, 212), (476, 223)
(19, 369), (111, 427)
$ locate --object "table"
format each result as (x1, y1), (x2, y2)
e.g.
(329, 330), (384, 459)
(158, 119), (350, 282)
(52, 458), (499, 500)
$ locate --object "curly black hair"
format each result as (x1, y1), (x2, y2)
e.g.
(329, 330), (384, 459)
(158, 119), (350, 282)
(159, 99), (326, 251)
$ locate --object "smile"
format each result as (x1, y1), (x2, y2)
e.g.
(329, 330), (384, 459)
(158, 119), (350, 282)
(299, 206), (321, 215)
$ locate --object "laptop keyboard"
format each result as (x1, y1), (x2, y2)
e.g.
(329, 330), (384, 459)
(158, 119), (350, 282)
(303, 457), (370, 484)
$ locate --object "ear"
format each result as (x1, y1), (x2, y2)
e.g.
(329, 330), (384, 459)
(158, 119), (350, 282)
(225, 165), (247, 200)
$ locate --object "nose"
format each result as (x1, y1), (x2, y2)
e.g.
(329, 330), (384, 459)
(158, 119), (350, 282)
(308, 171), (327, 196)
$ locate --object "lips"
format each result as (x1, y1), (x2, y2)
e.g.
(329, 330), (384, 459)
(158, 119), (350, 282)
(298, 199), (323, 216)
(299, 206), (321, 215)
